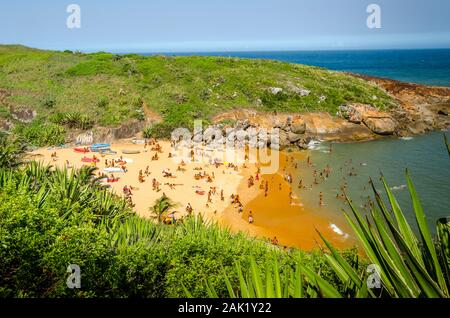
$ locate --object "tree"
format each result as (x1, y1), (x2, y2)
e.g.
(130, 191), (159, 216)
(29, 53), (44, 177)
(150, 194), (178, 224)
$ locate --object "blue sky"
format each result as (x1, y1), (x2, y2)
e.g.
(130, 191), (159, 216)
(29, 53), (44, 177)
(1, 0), (449, 52)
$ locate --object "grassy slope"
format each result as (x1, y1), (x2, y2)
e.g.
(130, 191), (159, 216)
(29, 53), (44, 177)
(0, 45), (396, 131)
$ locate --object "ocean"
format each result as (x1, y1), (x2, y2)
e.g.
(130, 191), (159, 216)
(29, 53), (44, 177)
(147, 49), (450, 87)
(295, 132), (450, 236)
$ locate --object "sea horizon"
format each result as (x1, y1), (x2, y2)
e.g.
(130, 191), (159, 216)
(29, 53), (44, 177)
(132, 48), (450, 87)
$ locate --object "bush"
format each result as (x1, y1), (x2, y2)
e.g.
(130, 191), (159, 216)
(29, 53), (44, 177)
(0, 135), (26, 168)
(142, 122), (179, 139)
(0, 163), (357, 298)
(42, 98), (56, 109)
(96, 97), (109, 108)
(50, 111), (93, 130)
(14, 122), (66, 146)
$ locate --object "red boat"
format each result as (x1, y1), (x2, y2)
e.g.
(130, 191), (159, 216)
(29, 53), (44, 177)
(74, 147), (90, 153)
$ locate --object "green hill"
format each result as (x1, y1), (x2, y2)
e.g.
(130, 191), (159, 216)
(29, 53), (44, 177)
(0, 45), (396, 144)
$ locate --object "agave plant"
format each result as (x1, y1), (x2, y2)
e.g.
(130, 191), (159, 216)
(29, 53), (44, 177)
(0, 160), (133, 221)
(194, 254), (349, 298)
(108, 216), (166, 250)
(320, 172), (450, 298)
(203, 172), (449, 299)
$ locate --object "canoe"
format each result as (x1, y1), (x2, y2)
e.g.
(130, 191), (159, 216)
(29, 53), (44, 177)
(122, 149), (141, 154)
(132, 139), (146, 145)
(107, 178), (120, 183)
(81, 157), (100, 163)
(90, 147), (111, 152)
(103, 167), (125, 173)
(74, 147), (90, 153)
(91, 143), (110, 148)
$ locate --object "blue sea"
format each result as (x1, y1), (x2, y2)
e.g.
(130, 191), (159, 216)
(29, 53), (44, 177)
(146, 49), (450, 87)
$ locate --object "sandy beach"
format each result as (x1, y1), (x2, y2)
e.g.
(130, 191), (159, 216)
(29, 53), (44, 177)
(29, 140), (357, 251)
(30, 140), (243, 222)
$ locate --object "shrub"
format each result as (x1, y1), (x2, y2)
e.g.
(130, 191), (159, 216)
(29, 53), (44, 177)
(50, 111), (93, 130)
(0, 105), (11, 118)
(14, 122), (66, 146)
(96, 97), (109, 108)
(0, 135), (26, 168)
(42, 98), (56, 109)
(142, 122), (178, 139)
(142, 127), (152, 139)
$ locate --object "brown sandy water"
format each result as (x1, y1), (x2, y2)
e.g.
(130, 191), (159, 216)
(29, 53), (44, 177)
(220, 151), (359, 251)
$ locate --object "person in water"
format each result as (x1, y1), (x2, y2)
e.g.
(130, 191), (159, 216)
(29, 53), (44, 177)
(271, 236), (279, 245)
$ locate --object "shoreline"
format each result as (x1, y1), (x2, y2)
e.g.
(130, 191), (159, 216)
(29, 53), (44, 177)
(28, 140), (359, 252)
(220, 150), (358, 251)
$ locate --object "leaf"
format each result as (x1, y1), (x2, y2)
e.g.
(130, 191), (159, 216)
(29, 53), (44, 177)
(381, 176), (423, 266)
(300, 264), (342, 298)
(406, 171), (448, 295)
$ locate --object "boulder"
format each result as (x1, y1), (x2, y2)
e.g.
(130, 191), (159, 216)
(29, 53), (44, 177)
(297, 137), (312, 150)
(10, 107), (37, 123)
(363, 117), (397, 135)
(268, 87), (283, 95)
(286, 83), (310, 96)
(290, 119), (306, 134)
(235, 129), (249, 143)
(288, 132), (302, 143)
(235, 119), (251, 130)
(278, 129), (291, 148)
(226, 130), (237, 142)
(0, 119), (14, 131)
(339, 103), (391, 125)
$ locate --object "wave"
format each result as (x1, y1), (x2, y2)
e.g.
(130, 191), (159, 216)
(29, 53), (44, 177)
(329, 223), (349, 239)
(307, 139), (324, 150)
(390, 184), (407, 191)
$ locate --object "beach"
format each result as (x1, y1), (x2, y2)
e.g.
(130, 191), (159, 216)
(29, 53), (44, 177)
(29, 139), (359, 251)
(30, 141), (243, 222)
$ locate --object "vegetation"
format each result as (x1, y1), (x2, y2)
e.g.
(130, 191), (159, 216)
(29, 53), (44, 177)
(150, 194), (178, 224)
(0, 133), (26, 168)
(0, 130), (448, 298)
(0, 166), (347, 297)
(13, 121), (66, 147)
(205, 173), (450, 298)
(0, 142), (350, 297)
(204, 138), (450, 298)
(0, 45), (396, 141)
(49, 111), (94, 130)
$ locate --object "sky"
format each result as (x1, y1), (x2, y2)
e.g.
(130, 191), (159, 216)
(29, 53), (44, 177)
(1, 0), (450, 52)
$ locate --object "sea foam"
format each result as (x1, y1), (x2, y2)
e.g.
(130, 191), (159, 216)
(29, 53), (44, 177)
(329, 224), (349, 239)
